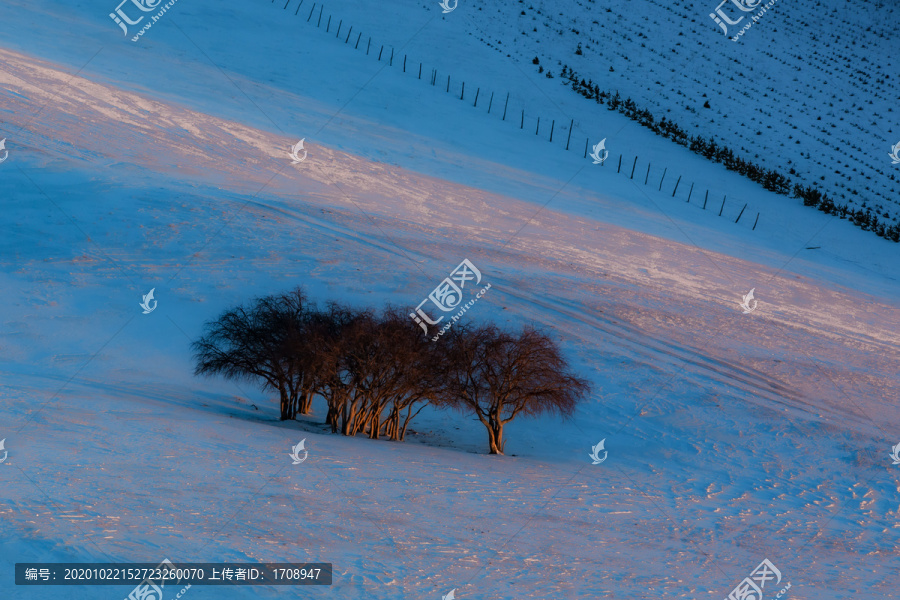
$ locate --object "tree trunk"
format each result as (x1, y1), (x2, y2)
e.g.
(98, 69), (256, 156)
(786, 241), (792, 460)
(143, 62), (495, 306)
(350, 409), (367, 437)
(299, 389), (313, 415)
(487, 420), (504, 455)
(287, 379), (299, 420)
(328, 412), (338, 433)
(290, 392), (298, 420)
(341, 406), (351, 436)
(385, 406), (400, 440)
(279, 386), (290, 421)
(325, 400), (339, 433)
(399, 404), (417, 441)
(341, 400), (358, 436)
(369, 410), (381, 439)
(379, 409), (393, 438)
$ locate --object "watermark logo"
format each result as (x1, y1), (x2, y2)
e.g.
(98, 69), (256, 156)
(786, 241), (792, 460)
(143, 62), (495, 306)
(889, 141), (900, 165)
(719, 0), (780, 41)
(110, 0), (162, 35)
(890, 442), (900, 465)
(0, 138), (8, 163)
(289, 139), (307, 164)
(590, 138), (609, 165)
(290, 439), (308, 464)
(125, 558), (191, 600)
(439, 0), (457, 13)
(410, 259), (491, 341)
(140, 288), (157, 314)
(709, 0), (758, 34)
(111, 0), (182, 42)
(0, 439), (7, 464)
(739, 288), (757, 314)
(442, 590), (456, 600)
(589, 439), (607, 464)
(724, 558), (789, 600)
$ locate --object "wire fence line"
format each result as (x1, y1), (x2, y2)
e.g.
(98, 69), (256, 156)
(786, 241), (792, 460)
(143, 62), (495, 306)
(264, 0), (760, 232)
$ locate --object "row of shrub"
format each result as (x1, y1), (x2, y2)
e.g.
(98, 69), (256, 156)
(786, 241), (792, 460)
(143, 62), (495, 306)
(548, 62), (900, 243)
(192, 288), (591, 454)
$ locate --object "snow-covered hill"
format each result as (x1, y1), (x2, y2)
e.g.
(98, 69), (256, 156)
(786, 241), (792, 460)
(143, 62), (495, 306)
(471, 0), (900, 230)
(1, 0), (899, 598)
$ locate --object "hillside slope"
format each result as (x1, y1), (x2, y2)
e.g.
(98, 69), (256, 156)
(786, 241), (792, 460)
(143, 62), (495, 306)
(1, 1), (899, 599)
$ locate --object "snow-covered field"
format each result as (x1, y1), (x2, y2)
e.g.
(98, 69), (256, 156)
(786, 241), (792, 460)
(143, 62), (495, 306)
(1, 0), (898, 598)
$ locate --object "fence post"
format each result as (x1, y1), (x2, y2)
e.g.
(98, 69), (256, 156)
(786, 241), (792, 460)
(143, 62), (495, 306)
(317, 5), (323, 26)
(307, 3), (315, 21)
(325, 15), (330, 31)
(537, 117), (541, 135)
(402, 55), (406, 72)
(617, 155), (622, 173)
(418, 63), (421, 79)
(630, 157), (637, 179)
(460, 81), (464, 100)
(355, 32), (361, 49)
(520, 110), (524, 129)
(283, 0), (290, 9)
(686, 182), (693, 202)
(565, 118), (573, 149)
(378, 45), (383, 61)
(672, 176), (681, 197)
(658, 168), (667, 191)
(703, 190), (708, 210)
(752, 213), (759, 230)
(584, 137), (589, 159)
(719, 196), (726, 216)
(345, 27), (352, 43)
(295, 1), (303, 15)
(474, 88), (479, 107)
(488, 92), (494, 113)
(644, 163), (651, 185)
(389, 48), (394, 66)
(735, 203), (747, 223)
(335, 19), (340, 36)
(446, 75), (450, 92)
(502, 93), (509, 120)
(366, 37), (371, 55)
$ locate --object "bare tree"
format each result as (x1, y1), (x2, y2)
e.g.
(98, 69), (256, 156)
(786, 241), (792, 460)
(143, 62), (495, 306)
(304, 303), (371, 434)
(371, 307), (445, 441)
(444, 324), (591, 454)
(258, 288), (317, 418)
(191, 287), (314, 421)
(307, 305), (444, 440)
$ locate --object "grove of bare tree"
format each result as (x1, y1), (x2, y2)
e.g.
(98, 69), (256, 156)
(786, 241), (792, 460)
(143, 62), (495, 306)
(192, 288), (591, 454)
